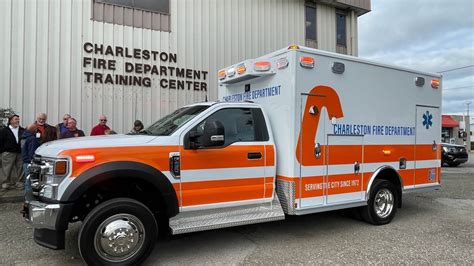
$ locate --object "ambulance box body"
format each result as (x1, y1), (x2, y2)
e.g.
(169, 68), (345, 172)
(219, 46), (441, 214)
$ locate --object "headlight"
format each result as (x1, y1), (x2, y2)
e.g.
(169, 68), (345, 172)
(442, 146), (448, 152)
(38, 158), (69, 199)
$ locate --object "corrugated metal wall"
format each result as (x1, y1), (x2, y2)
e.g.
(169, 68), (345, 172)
(0, 0), (358, 134)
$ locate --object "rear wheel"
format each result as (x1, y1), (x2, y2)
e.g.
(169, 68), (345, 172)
(360, 179), (398, 225)
(78, 198), (158, 265)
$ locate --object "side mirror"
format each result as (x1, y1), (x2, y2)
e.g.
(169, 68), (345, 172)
(183, 120), (225, 149)
(184, 131), (202, 149)
(202, 120), (225, 147)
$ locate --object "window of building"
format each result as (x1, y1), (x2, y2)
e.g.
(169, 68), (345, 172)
(336, 12), (347, 53)
(96, 0), (169, 14)
(92, 0), (170, 31)
(305, 6), (317, 48)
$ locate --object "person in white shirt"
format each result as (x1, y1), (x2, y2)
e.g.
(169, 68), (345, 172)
(0, 115), (25, 191)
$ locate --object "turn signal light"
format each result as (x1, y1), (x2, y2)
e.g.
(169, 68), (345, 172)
(236, 64), (246, 75)
(54, 161), (68, 175)
(254, 61), (272, 72)
(300, 56), (314, 68)
(431, 79), (440, 89)
(75, 155), (95, 163)
(382, 150), (392, 156)
(218, 69), (226, 80)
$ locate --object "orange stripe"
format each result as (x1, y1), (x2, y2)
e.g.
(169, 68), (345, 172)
(415, 145), (440, 161)
(60, 145), (178, 177)
(180, 177), (265, 206)
(414, 168), (439, 185)
(327, 145), (363, 165)
(181, 145), (268, 170)
(264, 183), (274, 198)
(298, 144), (438, 166)
(265, 145), (275, 166)
(399, 169), (415, 187)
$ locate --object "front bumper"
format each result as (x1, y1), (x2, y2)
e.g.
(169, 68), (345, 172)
(453, 157), (468, 164)
(443, 153), (468, 165)
(24, 200), (63, 230)
(23, 199), (73, 250)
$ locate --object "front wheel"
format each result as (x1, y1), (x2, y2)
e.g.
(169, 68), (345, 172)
(78, 198), (158, 265)
(360, 179), (398, 225)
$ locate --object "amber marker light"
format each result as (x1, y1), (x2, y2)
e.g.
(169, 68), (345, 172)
(236, 64), (246, 75)
(431, 79), (440, 89)
(218, 69), (226, 80)
(54, 161), (68, 175)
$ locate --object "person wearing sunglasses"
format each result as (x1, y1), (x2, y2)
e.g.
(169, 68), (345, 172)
(90, 115), (110, 136)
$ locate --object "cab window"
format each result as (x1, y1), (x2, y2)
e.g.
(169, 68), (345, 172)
(192, 108), (269, 147)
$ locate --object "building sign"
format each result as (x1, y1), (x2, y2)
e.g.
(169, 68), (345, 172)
(82, 42), (208, 90)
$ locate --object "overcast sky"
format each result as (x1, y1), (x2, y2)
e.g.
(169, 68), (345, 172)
(358, 0), (474, 121)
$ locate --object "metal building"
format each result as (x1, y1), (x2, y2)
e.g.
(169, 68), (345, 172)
(0, 0), (370, 134)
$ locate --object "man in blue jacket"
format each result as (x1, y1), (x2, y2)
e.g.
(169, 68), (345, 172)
(21, 124), (39, 193)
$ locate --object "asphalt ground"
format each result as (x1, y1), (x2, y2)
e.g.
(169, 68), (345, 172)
(0, 156), (472, 265)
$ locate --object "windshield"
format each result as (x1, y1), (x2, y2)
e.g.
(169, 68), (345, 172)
(138, 105), (209, 136)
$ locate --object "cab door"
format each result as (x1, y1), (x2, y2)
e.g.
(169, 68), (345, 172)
(179, 107), (270, 210)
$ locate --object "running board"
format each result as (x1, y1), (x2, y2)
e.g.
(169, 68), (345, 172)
(169, 197), (285, 235)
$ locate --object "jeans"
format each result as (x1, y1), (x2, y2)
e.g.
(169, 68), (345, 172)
(23, 163), (31, 193)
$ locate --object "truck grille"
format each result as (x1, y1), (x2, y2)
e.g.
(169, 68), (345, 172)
(28, 155), (47, 197)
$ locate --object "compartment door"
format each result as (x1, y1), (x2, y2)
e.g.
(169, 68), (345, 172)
(298, 93), (327, 208)
(415, 106), (441, 186)
(326, 135), (364, 204)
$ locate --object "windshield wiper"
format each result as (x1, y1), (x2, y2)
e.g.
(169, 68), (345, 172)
(139, 129), (153, 135)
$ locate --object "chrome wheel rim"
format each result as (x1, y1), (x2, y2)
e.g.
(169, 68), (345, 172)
(94, 214), (145, 263)
(373, 188), (394, 219)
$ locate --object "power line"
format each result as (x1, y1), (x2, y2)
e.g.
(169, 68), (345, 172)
(443, 85), (474, 91)
(438, 65), (474, 73)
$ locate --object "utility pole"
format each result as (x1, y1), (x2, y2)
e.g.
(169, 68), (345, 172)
(465, 101), (472, 151)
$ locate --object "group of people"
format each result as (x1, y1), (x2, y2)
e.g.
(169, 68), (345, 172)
(0, 112), (145, 192)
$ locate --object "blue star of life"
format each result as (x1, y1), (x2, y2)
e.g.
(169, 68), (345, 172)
(422, 111), (433, 129)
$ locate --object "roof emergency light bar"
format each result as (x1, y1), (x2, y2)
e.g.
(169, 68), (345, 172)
(218, 59), (276, 85)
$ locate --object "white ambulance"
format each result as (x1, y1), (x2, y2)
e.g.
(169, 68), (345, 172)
(23, 45), (442, 265)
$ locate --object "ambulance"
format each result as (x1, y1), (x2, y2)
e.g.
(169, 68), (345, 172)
(23, 45), (442, 265)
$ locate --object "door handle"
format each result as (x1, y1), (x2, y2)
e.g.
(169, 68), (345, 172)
(354, 161), (360, 175)
(248, 152), (262, 160)
(314, 142), (321, 158)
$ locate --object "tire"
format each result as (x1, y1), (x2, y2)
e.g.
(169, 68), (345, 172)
(360, 179), (398, 225)
(448, 162), (460, 167)
(78, 198), (158, 266)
